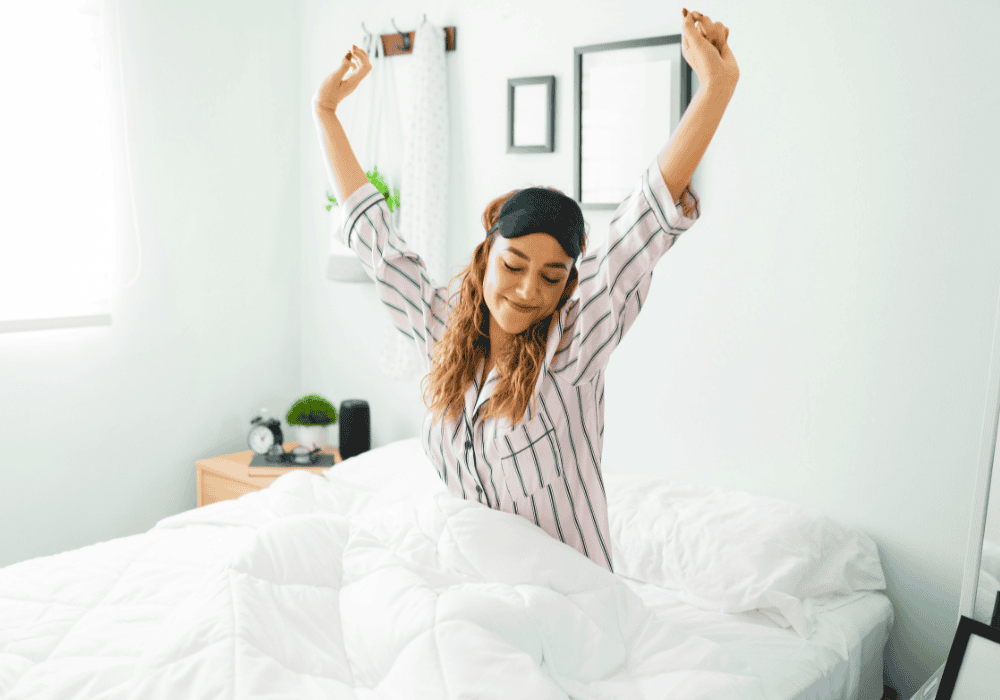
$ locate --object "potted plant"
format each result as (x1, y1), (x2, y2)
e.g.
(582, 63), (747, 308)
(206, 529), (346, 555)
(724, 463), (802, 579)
(325, 165), (400, 212)
(286, 393), (338, 450)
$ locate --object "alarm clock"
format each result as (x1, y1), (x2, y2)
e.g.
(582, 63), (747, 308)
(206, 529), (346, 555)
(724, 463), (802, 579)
(248, 409), (326, 464)
(248, 413), (284, 458)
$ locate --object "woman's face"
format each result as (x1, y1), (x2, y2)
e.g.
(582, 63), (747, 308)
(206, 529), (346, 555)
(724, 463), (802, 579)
(484, 232), (574, 349)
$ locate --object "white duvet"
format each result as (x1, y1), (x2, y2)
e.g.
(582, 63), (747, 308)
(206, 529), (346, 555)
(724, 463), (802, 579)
(1, 438), (775, 700)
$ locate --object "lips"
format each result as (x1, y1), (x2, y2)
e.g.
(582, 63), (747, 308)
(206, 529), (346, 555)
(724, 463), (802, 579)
(506, 298), (536, 312)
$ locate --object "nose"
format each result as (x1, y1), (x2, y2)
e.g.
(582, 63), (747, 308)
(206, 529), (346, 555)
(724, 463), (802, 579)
(514, 276), (540, 306)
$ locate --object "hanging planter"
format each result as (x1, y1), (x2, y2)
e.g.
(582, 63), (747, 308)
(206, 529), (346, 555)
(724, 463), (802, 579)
(325, 165), (400, 212)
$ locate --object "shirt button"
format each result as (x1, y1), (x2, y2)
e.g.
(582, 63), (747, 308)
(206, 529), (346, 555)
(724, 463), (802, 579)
(465, 440), (472, 450)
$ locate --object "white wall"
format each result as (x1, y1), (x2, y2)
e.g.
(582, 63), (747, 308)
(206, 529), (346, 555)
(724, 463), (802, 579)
(0, 0), (302, 565)
(302, 0), (1000, 697)
(1, 0), (997, 697)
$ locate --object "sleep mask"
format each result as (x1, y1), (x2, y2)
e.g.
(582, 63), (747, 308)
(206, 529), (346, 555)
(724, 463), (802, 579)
(488, 187), (585, 260)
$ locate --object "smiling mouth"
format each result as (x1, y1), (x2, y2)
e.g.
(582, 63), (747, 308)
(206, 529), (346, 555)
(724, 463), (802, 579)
(506, 298), (536, 312)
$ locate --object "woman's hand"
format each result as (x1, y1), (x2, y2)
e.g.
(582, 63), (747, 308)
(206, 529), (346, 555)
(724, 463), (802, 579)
(317, 45), (372, 114)
(681, 8), (739, 89)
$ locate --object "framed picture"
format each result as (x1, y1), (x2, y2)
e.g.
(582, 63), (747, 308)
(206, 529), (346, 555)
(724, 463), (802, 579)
(507, 76), (555, 153)
(937, 615), (1000, 698)
(574, 35), (696, 209)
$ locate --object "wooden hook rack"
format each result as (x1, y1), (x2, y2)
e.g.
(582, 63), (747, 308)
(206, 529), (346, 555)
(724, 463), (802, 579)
(374, 26), (456, 57)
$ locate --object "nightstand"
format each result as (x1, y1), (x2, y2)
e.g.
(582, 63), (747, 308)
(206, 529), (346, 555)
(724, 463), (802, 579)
(196, 441), (342, 507)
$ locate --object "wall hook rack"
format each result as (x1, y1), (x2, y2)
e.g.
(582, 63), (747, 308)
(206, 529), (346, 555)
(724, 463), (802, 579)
(363, 17), (456, 57)
(390, 18), (411, 51)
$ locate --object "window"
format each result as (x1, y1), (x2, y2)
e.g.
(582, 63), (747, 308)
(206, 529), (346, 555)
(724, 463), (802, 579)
(0, 0), (127, 333)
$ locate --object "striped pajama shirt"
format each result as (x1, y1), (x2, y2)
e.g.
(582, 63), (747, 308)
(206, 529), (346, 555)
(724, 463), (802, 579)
(319, 121), (700, 571)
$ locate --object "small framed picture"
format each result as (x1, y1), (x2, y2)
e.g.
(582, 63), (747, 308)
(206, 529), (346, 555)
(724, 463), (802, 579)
(574, 35), (696, 209)
(507, 76), (555, 153)
(937, 615), (1000, 698)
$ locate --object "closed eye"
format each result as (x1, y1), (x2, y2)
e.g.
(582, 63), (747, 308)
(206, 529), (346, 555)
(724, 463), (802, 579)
(503, 261), (559, 284)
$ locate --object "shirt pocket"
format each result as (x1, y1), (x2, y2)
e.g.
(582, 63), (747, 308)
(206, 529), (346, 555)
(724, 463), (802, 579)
(497, 422), (562, 501)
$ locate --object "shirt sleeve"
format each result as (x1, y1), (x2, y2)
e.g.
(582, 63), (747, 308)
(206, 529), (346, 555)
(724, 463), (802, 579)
(549, 156), (701, 385)
(312, 92), (451, 368)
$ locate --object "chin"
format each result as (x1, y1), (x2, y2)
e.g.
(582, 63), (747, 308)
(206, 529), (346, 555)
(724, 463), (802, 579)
(496, 313), (530, 335)
(488, 298), (529, 332)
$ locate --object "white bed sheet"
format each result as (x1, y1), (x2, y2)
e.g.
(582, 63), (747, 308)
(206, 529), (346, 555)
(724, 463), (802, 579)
(621, 577), (893, 700)
(0, 437), (893, 700)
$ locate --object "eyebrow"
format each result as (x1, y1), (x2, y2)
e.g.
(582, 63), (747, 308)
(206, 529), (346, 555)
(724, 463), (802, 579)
(506, 246), (568, 270)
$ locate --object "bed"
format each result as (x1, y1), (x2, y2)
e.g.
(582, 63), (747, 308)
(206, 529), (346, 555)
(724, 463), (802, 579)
(0, 438), (893, 700)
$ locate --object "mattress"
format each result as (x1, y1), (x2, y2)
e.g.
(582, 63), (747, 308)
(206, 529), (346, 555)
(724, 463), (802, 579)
(0, 437), (893, 700)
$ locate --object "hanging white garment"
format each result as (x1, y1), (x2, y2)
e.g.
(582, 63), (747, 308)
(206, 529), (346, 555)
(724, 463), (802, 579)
(360, 36), (404, 225)
(400, 19), (449, 286)
(365, 38), (424, 382)
(381, 19), (451, 381)
(376, 20), (450, 382)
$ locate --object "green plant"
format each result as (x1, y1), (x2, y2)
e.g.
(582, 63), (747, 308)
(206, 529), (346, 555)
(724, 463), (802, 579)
(325, 165), (401, 212)
(286, 393), (338, 426)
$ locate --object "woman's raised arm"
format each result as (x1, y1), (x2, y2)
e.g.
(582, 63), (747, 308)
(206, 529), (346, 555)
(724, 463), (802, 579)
(314, 45), (373, 203)
(657, 9), (739, 209)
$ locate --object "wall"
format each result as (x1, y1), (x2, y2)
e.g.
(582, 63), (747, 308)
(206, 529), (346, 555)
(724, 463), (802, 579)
(1, 0), (997, 697)
(301, 0), (1000, 697)
(0, 0), (302, 566)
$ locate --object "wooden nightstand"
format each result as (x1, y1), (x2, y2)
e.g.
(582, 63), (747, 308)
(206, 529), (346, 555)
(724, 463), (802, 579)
(196, 441), (342, 507)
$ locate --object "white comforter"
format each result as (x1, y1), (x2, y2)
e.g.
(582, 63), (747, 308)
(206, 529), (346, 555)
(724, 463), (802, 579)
(1, 439), (770, 700)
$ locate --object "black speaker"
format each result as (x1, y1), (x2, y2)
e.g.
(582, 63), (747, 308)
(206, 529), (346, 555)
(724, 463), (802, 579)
(338, 399), (370, 460)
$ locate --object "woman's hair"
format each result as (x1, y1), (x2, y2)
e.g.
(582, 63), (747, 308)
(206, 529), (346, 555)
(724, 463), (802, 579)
(421, 187), (589, 427)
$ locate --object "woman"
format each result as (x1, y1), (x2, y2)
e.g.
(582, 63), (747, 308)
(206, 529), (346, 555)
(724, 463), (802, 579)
(312, 9), (739, 572)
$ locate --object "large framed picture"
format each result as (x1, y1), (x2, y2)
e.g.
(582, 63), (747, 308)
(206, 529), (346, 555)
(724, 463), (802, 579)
(507, 76), (555, 154)
(937, 615), (1000, 698)
(573, 35), (696, 209)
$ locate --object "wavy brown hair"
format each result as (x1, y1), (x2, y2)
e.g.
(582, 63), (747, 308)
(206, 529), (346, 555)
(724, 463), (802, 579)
(421, 187), (589, 427)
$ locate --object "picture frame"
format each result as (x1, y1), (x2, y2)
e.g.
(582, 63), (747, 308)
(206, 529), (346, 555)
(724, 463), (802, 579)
(574, 35), (696, 209)
(937, 615), (1000, 698)
(507, 76), (555, 154)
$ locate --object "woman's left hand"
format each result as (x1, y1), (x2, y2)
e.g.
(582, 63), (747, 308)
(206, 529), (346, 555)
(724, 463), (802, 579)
(681, 8), (739, 88)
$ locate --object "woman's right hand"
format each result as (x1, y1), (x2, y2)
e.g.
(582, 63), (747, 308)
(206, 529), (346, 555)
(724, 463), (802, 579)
(317, 45), (372, 114)
(681, 9), (739, 88)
